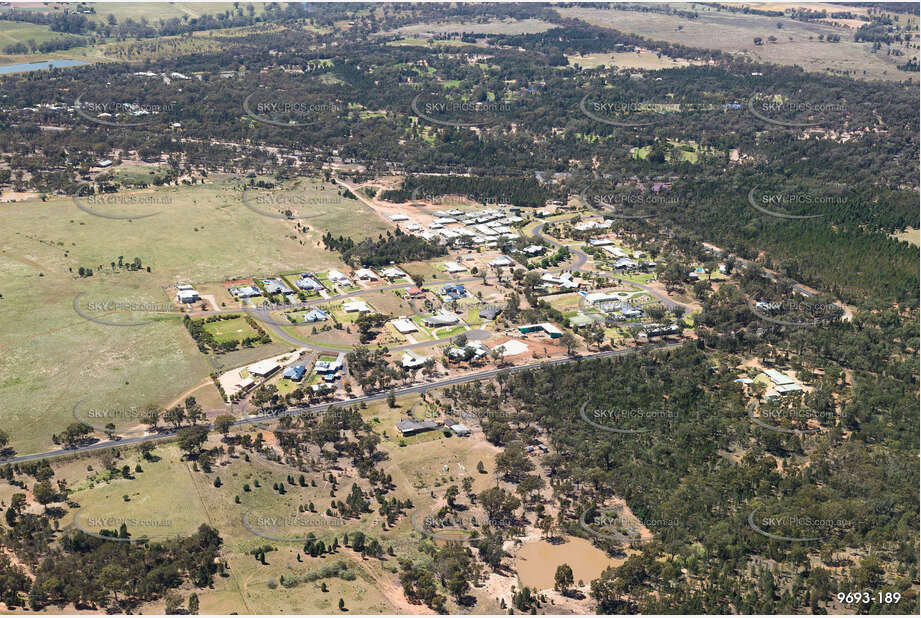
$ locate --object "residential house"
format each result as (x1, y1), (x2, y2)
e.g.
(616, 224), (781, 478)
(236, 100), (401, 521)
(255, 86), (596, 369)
(443, 261), (467, 273)
(541, 272), (578, 289)
(601, 245), (628, 258)
(447, 341), (490, 362)
(176, 289), (200, 303)
(763, 369), (795, 385)
(643, 323), (681, 338)
(395, 418), (439, 436)
(302, 308), (328, 323)
(423, 310), (459, 327)
(584, 291), (623, 305)
(441, 283), (467, 300)
(327, 270), (351, 286)
(401, 351), (429, 369)
(314, 354), (344, 374)
(342, 300), (372, 314)
(488, 255), (515, 267)
(248, 359), (280, 377)
(613, 257), (638, 271)
(295, 274), (325, 291)
(518, 323), (563, 338)
(522, 245), (545, 256)
(392, 318), (418, 334)
(379, 267), (407, 280)
(262, 278), (293, 295)
(355, 268), (379, 281)
(282, 365), (306, 381)
(479, 305), (502, 320)
(230, 285), (261, 298)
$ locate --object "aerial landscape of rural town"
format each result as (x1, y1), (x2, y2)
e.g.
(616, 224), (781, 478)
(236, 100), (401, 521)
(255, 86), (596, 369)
(0, 1), (918, 615)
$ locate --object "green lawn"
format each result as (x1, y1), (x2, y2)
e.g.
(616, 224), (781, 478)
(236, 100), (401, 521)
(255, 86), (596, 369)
(435, 325), (467, 339)
(202, 316), (259, 344)
(0, 176), (369, 454)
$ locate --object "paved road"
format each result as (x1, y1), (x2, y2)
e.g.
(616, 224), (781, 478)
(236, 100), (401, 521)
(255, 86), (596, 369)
(2, 342), (683, 465)
(531, 217), (694, 312)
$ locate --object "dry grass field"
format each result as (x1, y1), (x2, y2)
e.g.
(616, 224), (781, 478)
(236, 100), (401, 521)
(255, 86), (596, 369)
(560, 5), (919, 82)
(0, 176), (389, 454)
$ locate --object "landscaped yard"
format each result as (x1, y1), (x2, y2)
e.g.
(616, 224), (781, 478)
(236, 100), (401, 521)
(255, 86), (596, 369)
(435, 325), (467, 339)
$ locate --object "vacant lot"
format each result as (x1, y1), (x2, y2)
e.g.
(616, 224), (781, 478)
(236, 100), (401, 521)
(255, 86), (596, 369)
(567, 50), (702, 71)
(0, 176), (380, 454)
(390, 18), (555, 37)
(560, 6), (918, 82)
(202, 316), (261, 344)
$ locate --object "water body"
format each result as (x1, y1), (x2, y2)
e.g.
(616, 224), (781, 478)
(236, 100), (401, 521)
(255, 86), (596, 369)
(515, 535), (622, 590)
(0, 59), (89, 75)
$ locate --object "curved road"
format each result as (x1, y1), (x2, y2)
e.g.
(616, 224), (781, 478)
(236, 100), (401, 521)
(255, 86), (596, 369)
(531, 218), (695, 313)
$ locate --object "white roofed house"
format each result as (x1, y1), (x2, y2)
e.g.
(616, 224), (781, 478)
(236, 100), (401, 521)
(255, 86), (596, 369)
(379, 266), (407, 280)
(522, 245), (545, 256)
(601, 245), (628, 258)
(587, 238), (614, 247)
(314, 355), (344, 374)
(401, 350), (429, 369)
(355, 268), (379, 281)
(327, 269), (351, 286)
(541, 272), (578, 289)
(423, 310), (459, 327)
(574, 220), (612, 232)
(262, 278), (293, 295)
(763, 369), (795, 385)
(447, 341), (490, 362)
(488, 255), (515, 267)
(176, 288), (201, 303)
(585, 291), (623, 305)
(392, 318), (418, 334)
(342, 300), (372, 314)
(248, 359), (280, 377)
(443, 261), (467, 273)
(295, 273), (325, 291)
(230, 285), (261, 299)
